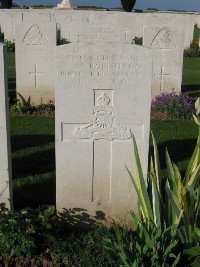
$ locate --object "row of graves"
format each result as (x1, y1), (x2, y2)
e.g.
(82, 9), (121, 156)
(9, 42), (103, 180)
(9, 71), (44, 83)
(1, 9), (200, 104)
(0, 8), (200, 223)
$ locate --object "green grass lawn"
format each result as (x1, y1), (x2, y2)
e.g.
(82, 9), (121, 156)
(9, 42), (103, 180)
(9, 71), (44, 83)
(7, 51), (16, 100)
(151, 119), (198, 175)
(182, 57), (200, 94)
(11, 116), (55, 209)
(11, 115), (199, 210)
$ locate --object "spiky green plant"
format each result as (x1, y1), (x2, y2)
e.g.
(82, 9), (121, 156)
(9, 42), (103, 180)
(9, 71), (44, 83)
(126, 97), (200, 244)
(104, 218), (180, 267)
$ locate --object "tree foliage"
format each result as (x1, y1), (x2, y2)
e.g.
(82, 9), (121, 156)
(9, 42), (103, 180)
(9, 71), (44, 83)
(0, 0), (12, 8)
(121, 0), (136, 12)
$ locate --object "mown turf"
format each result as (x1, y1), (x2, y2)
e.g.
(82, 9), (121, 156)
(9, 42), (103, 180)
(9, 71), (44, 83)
(182, 57), (200, 95)
(11, 115), (198, 209)
(7, 51), (16, 100)
(11, 115), (55, 209)
(151, 119), (198, 174)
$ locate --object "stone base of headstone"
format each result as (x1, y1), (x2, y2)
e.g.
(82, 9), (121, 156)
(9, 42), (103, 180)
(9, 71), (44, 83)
(57, 0), (76, 9)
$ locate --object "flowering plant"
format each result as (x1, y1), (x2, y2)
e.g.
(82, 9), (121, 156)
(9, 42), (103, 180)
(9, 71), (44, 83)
(152, 92), (195, 119)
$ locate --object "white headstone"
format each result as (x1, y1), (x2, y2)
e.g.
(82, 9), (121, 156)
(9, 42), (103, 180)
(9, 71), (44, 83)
(0, 10), (23, 41)
(0, 44), (13, 209)
(55, 43), (153, 223)
(57, 10), (142, 44)
(22, 9), (51, 23)
(143, 19), (185, 97)
(15, 22), (56, 105)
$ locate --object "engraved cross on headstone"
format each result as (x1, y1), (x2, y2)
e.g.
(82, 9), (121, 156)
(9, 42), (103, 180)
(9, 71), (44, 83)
(63, 89), (132, 204)
(29, 65), (43, 89)
(154, 65), (171, 92)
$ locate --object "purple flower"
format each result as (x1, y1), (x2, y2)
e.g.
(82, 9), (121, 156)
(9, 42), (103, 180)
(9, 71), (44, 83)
(151, 92), (195, 119)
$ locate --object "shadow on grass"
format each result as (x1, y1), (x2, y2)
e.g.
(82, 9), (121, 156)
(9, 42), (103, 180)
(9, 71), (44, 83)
(8, 77), (16, 90)
(182, 84), (200, 94)
(8, 77), (16, 101)
(11, 134), (55, 209)
(12, 148), (55, 179)
(150, 138), (197, 170)
(11, 134), (55, 179)
(11, 134), (54, 152)
(14, 173), (55, 210)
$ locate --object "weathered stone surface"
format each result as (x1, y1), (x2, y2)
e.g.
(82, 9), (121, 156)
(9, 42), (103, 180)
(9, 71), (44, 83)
(0, 10), (23, 41)
(55, 43), (153, 224)
(0, 9), (197, 48)
(22, 9), (51, 23)
(56, 10), (142, 44)
(143, 16), (185, 97)
(15, 22), (56, 105)
(0, 44), (12, 209)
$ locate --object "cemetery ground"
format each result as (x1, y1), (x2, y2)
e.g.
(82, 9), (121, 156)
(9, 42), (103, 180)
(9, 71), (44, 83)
(7, 50), (200, 209)
(2, 50), (199, 266)
(12, 117), (198, 209)
(182, 57), (200, 95)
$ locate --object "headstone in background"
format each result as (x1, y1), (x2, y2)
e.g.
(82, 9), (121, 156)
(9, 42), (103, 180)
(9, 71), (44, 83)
(182, 14), (197, 48)
(52, 10), (142, 44)
(22, 9), (51, 23)
(0, 10), (23, 41)
(0, 44), (13, 209)
(55, 43), (153, 223)
(0, 9), (197, 49)
(143, 18), (185, 97)
(15, 22), (56, 105)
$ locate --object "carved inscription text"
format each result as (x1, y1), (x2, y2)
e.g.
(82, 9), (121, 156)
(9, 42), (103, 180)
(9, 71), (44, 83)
(60, 54), (142, 85)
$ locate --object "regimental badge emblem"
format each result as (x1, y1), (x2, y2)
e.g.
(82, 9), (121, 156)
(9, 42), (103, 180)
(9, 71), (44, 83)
(74, 93), (131, 141)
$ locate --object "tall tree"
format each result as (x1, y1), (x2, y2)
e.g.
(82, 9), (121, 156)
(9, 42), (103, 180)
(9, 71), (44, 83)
(121, 0), (136, 12)
(0, 0), (12, 8)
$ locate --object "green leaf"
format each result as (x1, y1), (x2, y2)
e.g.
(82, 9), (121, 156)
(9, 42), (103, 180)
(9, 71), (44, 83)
(184, 136), (200, 185)
(150, 172), (161, 227)
(171, 253), (181, 267)
(166, 186), (182, 224)
(151, 132), (162, 192)
(166, 149), (175, 189)
(163, 240), (178, 257)
(126, 166), (148, 221)
(130, 211), (139, 230)
(186, 163), (200, 189)
(183, 246), (200, 257)
(130, 135), (153, 222)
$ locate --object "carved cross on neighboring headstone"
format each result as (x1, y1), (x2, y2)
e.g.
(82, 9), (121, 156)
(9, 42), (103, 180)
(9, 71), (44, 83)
(29, 65), (43, 89)
(123, 28), (130, 42)
(154, 65), (171, 92)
